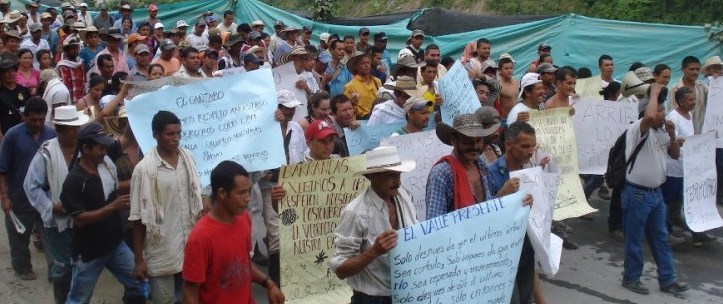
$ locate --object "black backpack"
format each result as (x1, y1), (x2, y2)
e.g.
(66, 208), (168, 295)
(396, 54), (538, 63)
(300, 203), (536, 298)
(604, 130), (648, 189)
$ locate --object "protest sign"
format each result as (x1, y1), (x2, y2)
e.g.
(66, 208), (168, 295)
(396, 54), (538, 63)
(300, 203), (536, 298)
(272, 62), (308, 121)
(574, 76), (603, 100)
(214, 66), (246, 77)
(572, 99), (638, 174)
(390, 192), (530, 304)
(344, 122), (405, 155)
(126, 69), (286, 185)
(125, 76), (202, 99)
(511, 167), (562, 276)
(702, 76), (723, 148)
(278, 156), (368, 303)
(683, 133), (723, 232)
(381, 130), (453, 220)
(529, 108), (596, 220)
(438, 60), (480, 125)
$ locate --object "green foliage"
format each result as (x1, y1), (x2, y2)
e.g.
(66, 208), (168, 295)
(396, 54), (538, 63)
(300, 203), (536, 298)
(312, 0), (336, 21)
(486, 0), (720, 25)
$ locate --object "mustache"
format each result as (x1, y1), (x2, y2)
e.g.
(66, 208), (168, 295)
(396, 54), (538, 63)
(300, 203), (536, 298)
(464, 148), (484, 154)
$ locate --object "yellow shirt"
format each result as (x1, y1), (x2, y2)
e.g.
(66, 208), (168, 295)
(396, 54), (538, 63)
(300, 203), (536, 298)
(344, 75), (382, 118)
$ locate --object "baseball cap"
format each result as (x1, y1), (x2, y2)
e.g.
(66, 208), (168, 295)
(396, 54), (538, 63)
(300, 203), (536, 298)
(411, 29), (424, 37)
(248, 31), (262, 41)
(243, 53), (264, 65)
(519, 73), (542, 99)
(403, 97), (433, 114)
(134, 44), (150, 55)
(305, 119), (338, 140)
(98, 3), (108, 10)
(319, 32), (330, 43)
(277, 89), (302, 108)
(302, 26), (312, 34)
(538, 43), (552, 51)
(127, 33), (147, 44)
(154, 22), (164, 30)
(359, 27), (370, 35)
(536, 62), (557, 74)
(80, 3), (88, 8)
(481, 60), (498, 73)
(176, 20), (189, 28)
(121, 4), (132, 10)
(160, 39), (176, 51)
(206, 15), (218, 24)
(373, 32), (388, 41)
(29, 23), (41, 32)
(499, 53), (516, 63)
(78, 122), (114, 145)
(195, 19), (206, 27)
(251, 20), (264, 27)
(274, 20), (285, 28)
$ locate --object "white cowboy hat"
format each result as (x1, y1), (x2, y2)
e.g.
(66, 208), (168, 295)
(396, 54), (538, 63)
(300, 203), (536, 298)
(356, 146), (416, 176)
(53, 105), (90, 126)
(702, 56), (722, 74)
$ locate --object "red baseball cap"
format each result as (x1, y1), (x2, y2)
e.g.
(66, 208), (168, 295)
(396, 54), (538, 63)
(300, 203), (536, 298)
(305, 120), (337, 140)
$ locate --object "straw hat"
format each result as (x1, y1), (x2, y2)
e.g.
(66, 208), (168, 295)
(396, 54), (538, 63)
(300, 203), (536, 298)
(3, 10), (23, 24)
(391, 55), (425, 77)
(52, 106), (90, 127)
(103, 106), (127, 136)
(702, 56), (722, 74)
(356, 146), (416, 176)
(382, 76), (419, 97)
(347, 51), (370, 75)
(79, 26), (98, 41)
(436, 113), (499, 146)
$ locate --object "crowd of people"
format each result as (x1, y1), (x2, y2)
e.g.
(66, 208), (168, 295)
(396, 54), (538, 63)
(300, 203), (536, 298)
(0, 1), (721, 304)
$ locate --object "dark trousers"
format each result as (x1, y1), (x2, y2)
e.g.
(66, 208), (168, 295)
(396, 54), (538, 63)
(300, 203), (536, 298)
(608, 187), (623, 233)
(510, 236), (535, 304)
(716, 149), (723, 202)
(351, 291), (392, 304)
(582, 174), (605, 199)
(4, 209), (41, 274)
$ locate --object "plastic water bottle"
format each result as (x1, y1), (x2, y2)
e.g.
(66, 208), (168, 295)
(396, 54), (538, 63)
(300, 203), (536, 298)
(141, 280), (150, 299)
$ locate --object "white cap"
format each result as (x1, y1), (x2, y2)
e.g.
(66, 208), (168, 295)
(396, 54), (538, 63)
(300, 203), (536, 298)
(80, 3), (88, 8)
(276, 90), (302, 108)
(519, 73), (542, 99)
(154, 22), (164, 29)
(320, 32), (330, 43)
(176, 20), (189, 28)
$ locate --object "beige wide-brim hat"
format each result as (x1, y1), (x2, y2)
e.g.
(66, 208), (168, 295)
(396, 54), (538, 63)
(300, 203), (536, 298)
(79, 26), (99, 41)
(356, 146), (416, 176)
(52, 105), (90, 127)
(3, 10), (22, 24)
(382, 76), (419, 97)
(436, 112), (499, 146)
(702, 56), (722, 75)
(347, 50), (371, 75)
(103, 106), (128, 136)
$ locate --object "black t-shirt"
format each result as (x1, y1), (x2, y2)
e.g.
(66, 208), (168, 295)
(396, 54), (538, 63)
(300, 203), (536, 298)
(60, 163), (123, 262)
(0, 84), (31, 135)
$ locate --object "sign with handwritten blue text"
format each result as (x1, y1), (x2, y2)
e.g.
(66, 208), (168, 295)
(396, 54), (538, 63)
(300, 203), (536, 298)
(390, 192), (530, 304)
(126, 69), (286, 185)
(438, 60), (480, 125)
(344, 122), (404, 155)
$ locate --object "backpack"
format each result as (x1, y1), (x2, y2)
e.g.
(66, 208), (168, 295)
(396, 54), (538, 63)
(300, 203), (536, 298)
(604, 130), (648, 189)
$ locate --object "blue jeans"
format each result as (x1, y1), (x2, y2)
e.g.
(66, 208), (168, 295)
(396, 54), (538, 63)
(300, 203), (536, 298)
(622, 183), (677, 287)
(43, 227), (73, 304)
(66, 242), (144, 304)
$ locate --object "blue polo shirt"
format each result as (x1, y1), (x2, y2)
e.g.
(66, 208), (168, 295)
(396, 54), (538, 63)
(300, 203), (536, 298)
(0, 123), (56, 212)
(487, 155), (510, 190)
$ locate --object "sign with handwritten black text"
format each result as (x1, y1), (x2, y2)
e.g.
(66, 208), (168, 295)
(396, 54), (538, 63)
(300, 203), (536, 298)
(390, 192), (529, 304)
(683, 133), (723, 232)
(126, 69), (286, 185)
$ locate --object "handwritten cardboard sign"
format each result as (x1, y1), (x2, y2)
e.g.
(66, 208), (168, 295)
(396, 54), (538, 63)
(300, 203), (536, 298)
(381, 130), (452, 221)
(438, 60), (480, 125)
(390, 192), (529, 304)
(683, 133), (723, 232)
(511, 167), (562, 276)
(572, 99), (638, 174)
(702, 76), (723, 148)
(277, 156), (368, 303)
(344, 122), (405, 155)
(272, 62), (308, 121)
(126, 69), (286, 185)
(529, 108), (596, 220)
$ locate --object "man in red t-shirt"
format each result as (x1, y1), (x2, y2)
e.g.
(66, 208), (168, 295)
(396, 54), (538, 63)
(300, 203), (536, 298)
(182, 161), (286, 304)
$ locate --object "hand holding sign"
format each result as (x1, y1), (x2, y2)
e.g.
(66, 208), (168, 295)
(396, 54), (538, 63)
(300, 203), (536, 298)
(372, 230), (398, 256)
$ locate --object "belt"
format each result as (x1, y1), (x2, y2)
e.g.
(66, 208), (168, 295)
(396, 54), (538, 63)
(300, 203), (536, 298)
(625, 181), (659, 192)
